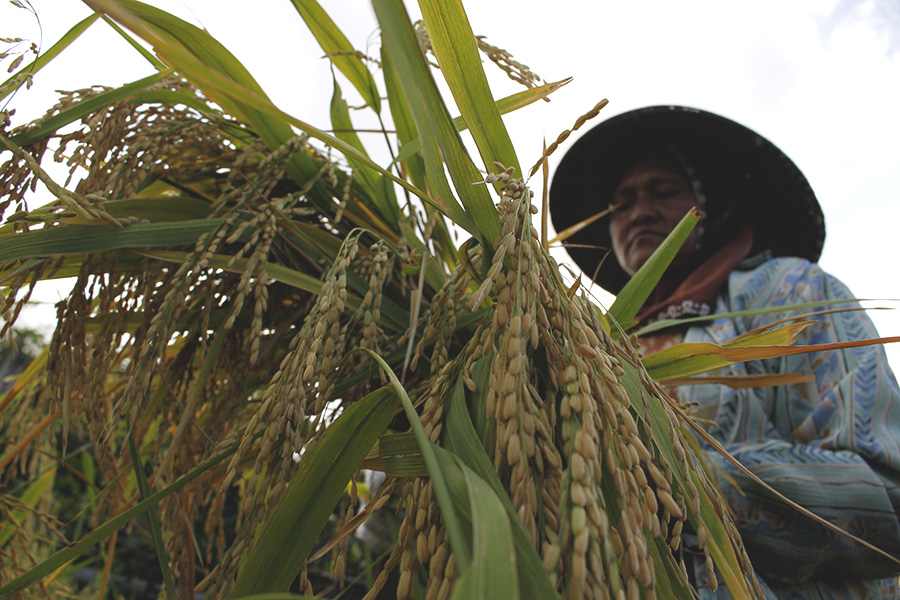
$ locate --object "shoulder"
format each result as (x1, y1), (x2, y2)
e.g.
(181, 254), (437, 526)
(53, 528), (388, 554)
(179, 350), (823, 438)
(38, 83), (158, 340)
(725, 257), (853, 311)
(718, 257), (879, 342)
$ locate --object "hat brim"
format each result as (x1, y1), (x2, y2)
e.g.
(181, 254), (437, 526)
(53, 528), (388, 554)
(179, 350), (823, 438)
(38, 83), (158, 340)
(549, 106), (825, 294)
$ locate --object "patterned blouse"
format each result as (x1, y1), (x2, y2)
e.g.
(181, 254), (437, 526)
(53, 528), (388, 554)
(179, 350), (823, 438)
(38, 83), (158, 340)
(671, 257), (900, 599)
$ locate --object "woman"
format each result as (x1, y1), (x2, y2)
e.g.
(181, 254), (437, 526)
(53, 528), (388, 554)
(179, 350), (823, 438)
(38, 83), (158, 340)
(549, 106), (900, 599)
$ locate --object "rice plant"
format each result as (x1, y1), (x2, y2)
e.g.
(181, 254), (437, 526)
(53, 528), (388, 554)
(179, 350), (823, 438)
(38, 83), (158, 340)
(0, 0), (862, 598)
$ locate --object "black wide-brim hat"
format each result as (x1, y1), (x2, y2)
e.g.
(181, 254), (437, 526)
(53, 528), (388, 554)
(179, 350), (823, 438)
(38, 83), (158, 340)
(549, 105), (825, 294)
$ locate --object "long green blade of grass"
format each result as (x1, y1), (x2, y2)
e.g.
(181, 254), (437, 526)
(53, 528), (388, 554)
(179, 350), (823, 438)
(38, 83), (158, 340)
(363, 349), (472, 571)
(633, 298), (885, 336)
(1, 13), (102, 101)
(0, 253), (152, 284)
(85, 0), (265, 124)
(375, 0), (477, 236)
(0, 219), (225, 262)
(101, 14), (167, 69)
(438, 450), (519, 600)
(643, 321), (812, 379)
(126, 432), (176, 600)
(394, 79), (571, 162)
(289, 0), (382, 113)
(230, 386), (396, 596)
(329, 78), (378, 194)
(381, 45), (428, 194)
(329, 78), (400, 226)
(647, 535), (695, 600)
(374, 0), (500, 249)
(361, 434), (428, 476)
(124, 88), (214, 114)
(443, 377), (558, 600)
(80, 0), (350, 215)
(646, 334), (900, 381)
(0, 197), (212, 233)
(659, 372), (815, 389)
(139, 250), (323, 295)
(9, 70), (172, 147)
(419, 0), (521, 178)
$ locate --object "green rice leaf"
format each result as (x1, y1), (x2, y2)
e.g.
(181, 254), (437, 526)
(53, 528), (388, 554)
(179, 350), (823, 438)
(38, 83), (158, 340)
(330, 78), (399, 226)
(86, 0), (448, 226)
(375, 175), (402, 230)
(101, 14), (167, 69)
(329, 77), (377, 192)
(230, 386), (396, 596)
(381, 45), (428, 192)
(12, 197), (212, 228)
(373, 431), (419, 456)
(363, 454), (428, 476)
(83, 0), (265, 123)
(0, 219), (225, 263)
(0, 253), (148, 283)
(374, 0), (498, 248)
(126, 432), (176, 599)
(659, 372), (815, 389)
(443, 377), (558, 600)
(125, 88), (215, 113)
(647, 535), (695, 600)
(362, 432), (428, 475)
(445, 452), (519, 600)
(363, 349), (472, 571)
(80, 0), (336, 213)
(1, 13), (101, 101)
(419, 0), (521, 179)
(688, 464), (757, 596)
(634, 298), (883, 337)
(641, 320), (810, 380)
(139, 249), (323, 292)
(645, 332), (900, 381)
(289, 0), (381, 113)
(396, 79), (571, 160)
(376, 1), (476, 235)
(9, 70), (172, 147)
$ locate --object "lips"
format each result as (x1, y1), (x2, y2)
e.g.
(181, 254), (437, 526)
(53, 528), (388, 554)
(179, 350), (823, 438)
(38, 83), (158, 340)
(626, 229), (666, 248)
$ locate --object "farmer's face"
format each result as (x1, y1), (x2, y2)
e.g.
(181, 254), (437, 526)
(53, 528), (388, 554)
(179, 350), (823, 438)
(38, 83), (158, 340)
(608, 155), (698, 276)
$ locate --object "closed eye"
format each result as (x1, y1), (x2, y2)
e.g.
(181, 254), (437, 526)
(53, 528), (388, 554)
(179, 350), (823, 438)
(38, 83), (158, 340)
(653, 185), (688, 199)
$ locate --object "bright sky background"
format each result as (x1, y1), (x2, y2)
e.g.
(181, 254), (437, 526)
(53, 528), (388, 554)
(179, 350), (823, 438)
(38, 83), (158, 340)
(3, 0), (900, 368)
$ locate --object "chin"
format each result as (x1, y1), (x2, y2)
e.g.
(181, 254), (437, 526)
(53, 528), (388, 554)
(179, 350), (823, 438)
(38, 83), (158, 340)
(624, 253), (653, 275)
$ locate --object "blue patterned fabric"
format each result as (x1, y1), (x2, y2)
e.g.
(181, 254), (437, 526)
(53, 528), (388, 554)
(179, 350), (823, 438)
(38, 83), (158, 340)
(678, 257), (900, 599)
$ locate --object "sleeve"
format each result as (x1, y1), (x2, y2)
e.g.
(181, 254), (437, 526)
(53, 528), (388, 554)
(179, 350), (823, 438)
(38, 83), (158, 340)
(700, 258), (900, 585)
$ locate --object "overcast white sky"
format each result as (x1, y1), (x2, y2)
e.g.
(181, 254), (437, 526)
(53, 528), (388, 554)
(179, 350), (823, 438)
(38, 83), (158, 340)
(3, 0), (900, 367)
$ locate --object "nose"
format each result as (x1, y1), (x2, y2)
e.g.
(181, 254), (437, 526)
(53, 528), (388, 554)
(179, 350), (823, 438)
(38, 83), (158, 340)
(616, 190), (660, 224)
